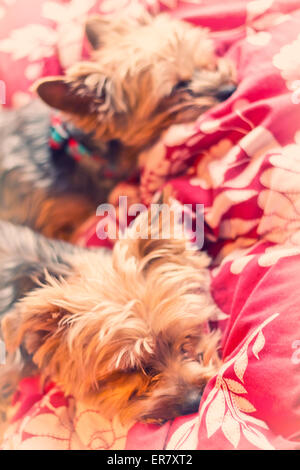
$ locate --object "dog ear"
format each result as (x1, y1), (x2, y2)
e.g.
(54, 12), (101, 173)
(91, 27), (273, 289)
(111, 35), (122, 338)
(0, 222), (74, 369)
(85, 12), (153, 50)
(1, 294), (76, 390)
(124, 188), (195, 264)
(85, 15), (105, 50)
(1, 301), (63, 357)
(34, 71), (112, 116)
(34, 77), (95, 115)
(0, 222), (89, 396)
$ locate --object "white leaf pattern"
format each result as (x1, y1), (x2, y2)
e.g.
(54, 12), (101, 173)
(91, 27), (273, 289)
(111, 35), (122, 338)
(166, 417), (199, 450)
(0, 25), (57, 61)
(246, 0), (273, 21)
(252, 330), (265, 359)
(198, 315), (279, 450)
(242, 428), (275, 450)
(221, 411), (241, 448)
(234, 351), (248, 383)
(237, 411), (269, 430)
(205, 390), (225, 438)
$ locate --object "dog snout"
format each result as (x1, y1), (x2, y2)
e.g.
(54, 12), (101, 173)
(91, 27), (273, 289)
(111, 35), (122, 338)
(216, 84), (237, 102)
(180, 389), (202, 415)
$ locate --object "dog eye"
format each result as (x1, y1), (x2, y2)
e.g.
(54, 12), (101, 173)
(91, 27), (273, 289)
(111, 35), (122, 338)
(197, 352), (204, 364)
(143, 366), (157, 377)
(180, 342), (191, 358)
(172, 80), (190, 93)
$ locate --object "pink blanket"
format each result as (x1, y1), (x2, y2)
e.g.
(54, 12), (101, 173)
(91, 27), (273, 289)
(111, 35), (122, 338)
(1, 0), (300, 450)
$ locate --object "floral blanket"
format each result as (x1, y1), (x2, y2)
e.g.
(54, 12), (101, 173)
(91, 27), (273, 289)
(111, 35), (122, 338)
(1, 0), (300, 450)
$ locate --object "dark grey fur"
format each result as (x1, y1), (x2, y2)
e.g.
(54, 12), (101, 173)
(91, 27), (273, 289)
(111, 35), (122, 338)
(0, 100), (119, 230)
(0, 220), (93, 317)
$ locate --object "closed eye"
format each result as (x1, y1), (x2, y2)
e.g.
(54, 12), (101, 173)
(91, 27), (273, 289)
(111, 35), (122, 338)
(143, 366), (157, 377)
(171, 80), (190, 94)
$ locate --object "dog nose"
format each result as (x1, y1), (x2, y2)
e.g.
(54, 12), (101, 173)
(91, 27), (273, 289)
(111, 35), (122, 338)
(180, 390), (202, 415)
(216, 84), (237, 102)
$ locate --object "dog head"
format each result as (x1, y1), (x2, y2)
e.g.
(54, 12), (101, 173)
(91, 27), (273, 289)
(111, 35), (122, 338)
(1, 210), (221, 424)
(35, 12), (236, 172)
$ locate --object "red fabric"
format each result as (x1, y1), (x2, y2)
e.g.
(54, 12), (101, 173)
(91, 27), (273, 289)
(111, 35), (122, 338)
(10, 376), (52, 423)
(2, 0), (300, 451)
(0, 0), (159, 108)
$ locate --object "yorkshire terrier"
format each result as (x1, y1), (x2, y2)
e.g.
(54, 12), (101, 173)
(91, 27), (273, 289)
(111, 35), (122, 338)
(0, 11), (236, 240)
(0, 208), (221, 424)
(0, 11), (236, 426)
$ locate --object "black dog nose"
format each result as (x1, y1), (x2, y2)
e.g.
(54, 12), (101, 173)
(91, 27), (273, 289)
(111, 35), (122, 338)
(180, 390), (202, 415)
(216, 84), (237, 102)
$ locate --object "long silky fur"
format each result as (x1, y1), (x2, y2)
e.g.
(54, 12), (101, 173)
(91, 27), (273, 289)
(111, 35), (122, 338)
(0, 221), (97, 427)
(0, 102), (107, 240)
(0, 11), (234, 428)
(0, 221), (89, 316)
(0, 13), (234, 242)
(0, 217), (221, 425)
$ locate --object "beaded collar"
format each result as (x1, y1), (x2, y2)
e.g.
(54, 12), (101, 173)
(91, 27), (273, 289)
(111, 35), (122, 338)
(49, 114), (123, 179)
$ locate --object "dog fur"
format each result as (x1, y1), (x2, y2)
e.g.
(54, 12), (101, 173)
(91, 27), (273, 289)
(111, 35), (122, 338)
(0, 215), (221, 424)
(0, 12), (235, 240)
(0, 12), (235, 425)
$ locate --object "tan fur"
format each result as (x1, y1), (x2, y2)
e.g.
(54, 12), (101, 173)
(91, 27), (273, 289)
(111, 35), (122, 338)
(34, 195), (94, 241)
(1, 216), (221, 424)
(0, 12), (234, 427)
(0, 155), (95, 242)
(36, 12), (235, 176)
(13, 12), (235, 240)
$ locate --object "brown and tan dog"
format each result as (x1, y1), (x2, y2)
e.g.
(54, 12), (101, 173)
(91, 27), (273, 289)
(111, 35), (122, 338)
(0, 11), (235, 427)
(0, 12), (235, 240)
(0, 207), (221, 424)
